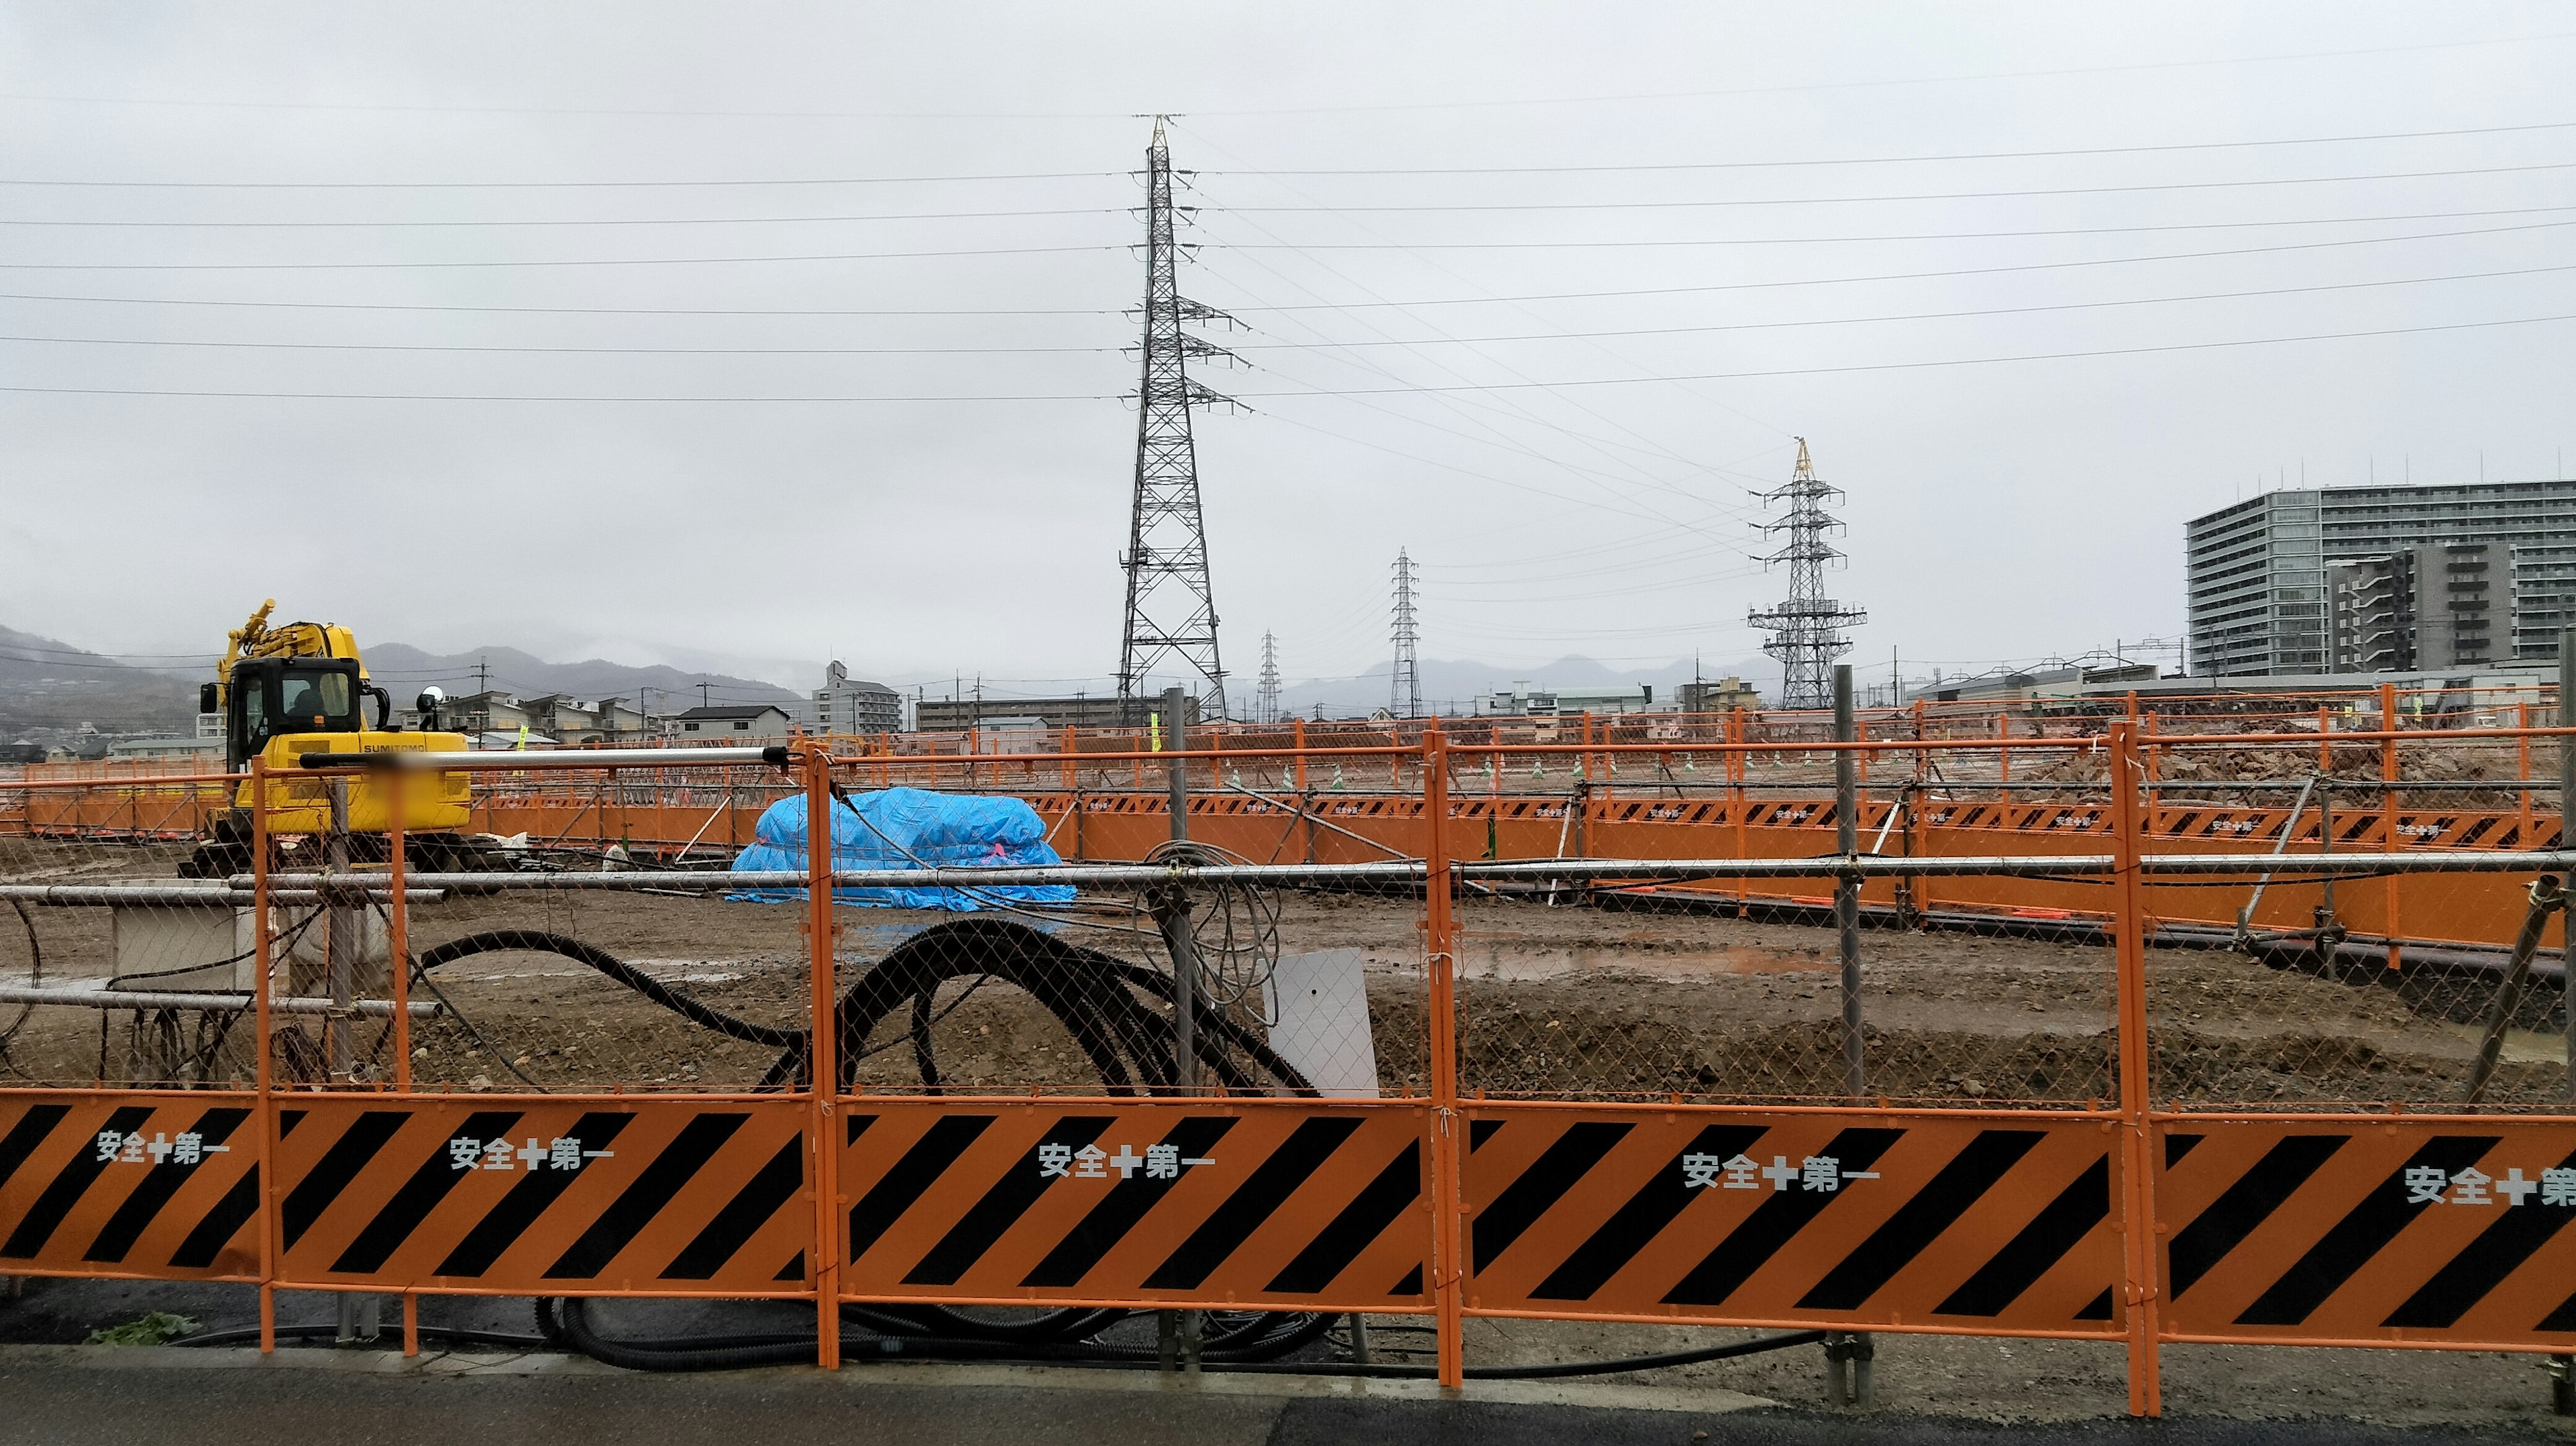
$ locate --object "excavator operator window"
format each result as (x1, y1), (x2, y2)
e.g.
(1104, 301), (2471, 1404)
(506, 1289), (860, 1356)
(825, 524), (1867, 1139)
(277, 669), (357, 734)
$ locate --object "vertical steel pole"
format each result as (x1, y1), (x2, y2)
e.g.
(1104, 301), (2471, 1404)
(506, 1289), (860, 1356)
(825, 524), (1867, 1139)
(387, 770), (416, 1358)
(2561, 629), (2574, 1103)
(2381, 681), (2402, 969)
(251, 759), (276, 1355)
(1423, 725), (1465, 1390)
(1835, 666), (1862, 1097)
(804, 745), (841, 1369)
(1162, 687), (1196, 1091)
(1832, 665), (1871, 1404)
(2108, 720), (2162, 1416)
(1155, 685), (1201, 1370)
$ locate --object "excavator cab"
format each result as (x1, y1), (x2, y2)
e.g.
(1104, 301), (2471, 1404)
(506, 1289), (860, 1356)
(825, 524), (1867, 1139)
(211, 657), (387, 771)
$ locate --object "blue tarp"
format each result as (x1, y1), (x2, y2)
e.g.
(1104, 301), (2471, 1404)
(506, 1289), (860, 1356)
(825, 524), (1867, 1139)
(729, 786), (1075, 910)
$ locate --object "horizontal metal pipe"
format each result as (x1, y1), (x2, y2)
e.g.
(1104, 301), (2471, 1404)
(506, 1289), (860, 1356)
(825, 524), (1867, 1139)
(0, 886), (439, 906)
(0, 985), (437, 1017)
(294, 746), (792, 771)
(235, 849), (2576, 895)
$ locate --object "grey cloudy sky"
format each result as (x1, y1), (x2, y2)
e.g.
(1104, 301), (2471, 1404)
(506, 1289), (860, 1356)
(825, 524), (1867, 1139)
(1, 3), (2569, 702)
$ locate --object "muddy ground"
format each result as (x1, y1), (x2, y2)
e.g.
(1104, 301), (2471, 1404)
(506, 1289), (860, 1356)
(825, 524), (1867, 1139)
(5, 882), (2561, 1107)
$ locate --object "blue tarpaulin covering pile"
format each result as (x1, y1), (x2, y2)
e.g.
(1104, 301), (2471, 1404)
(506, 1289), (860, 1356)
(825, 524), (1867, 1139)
(729, 787), (1075, 910)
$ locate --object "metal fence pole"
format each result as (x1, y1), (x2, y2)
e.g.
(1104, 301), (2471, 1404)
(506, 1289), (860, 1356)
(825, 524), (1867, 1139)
(804, 744), (842, 1370)
(388, 773), (417, 1359)
(2561, 628), (2574, 1104)
(1155, 685), (1201, 1370)
(1423, 724), (1466, 1390)
(1831, 666), (1873, 1405)
(2108, 721), (2163, 1416)
(251, 758), (278, 1355)
(1835, 666), (1863, 1097)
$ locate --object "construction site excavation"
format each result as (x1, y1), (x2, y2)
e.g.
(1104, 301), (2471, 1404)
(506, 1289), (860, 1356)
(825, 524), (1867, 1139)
(9, 55), (2576, 1439)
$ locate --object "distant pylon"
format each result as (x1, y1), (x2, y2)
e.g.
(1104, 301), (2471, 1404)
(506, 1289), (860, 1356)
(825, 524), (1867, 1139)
(1116, 117), (1242, 722)
(1747, 438), (1867, 711)
(1255, 631), (1281, 724)
(1390, 549), (1421, 719)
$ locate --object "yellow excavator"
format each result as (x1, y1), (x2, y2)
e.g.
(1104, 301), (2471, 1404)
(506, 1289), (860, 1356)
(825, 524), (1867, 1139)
(178, 600), (477, 877)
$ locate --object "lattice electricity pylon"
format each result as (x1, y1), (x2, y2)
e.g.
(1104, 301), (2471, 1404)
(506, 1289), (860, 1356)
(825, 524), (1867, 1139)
(1255, 631), (1282, 724)
(1747, 438), (1867, 711)
(1116, 117), (1242, 722)
(1391, 548), (1421, 719)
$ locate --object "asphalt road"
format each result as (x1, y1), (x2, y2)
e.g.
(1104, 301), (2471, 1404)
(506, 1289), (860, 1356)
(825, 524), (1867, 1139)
(0, 1353), (2559, 1446)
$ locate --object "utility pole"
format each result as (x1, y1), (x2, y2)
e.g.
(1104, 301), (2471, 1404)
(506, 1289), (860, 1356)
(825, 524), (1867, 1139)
(1256, 632), (1281, 724)
(1749, 438), (1868, 711)
(472, 655), (490, 700)
(1116, 117), (1240, 724)
(1391, 549), (1421, 719)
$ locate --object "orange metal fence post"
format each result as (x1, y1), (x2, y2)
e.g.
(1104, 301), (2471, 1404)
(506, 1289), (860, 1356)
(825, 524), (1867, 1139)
(251, 759), (278, 1355)
(1421, 727), (1465, 1390)
(2518, 703), (2534, 840)
(2107, 721), (2161, 1416)
(2380, 681), (2401, 969)
(804, 745), (842, 1368)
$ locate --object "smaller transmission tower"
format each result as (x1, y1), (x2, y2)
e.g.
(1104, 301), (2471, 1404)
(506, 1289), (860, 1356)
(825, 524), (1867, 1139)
(1255, 631), (1281, 724)
(1747, 438), (1867, 711)
(1390, 549), (1421, 718)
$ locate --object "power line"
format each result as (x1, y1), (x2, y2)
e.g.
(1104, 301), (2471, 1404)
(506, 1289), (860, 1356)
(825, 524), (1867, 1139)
(0, 205), (1128, 229)
(0, 170), (1121, 190)
(1, 31), (2567, 119)
(16, 201), (2564, 240)
(1203, 217), (2576, 309)
(0, 333), (1122, 357)
(1214, 121), (2576, 174)
(0, 291), (1118, 318)
(0, 242), (1123, 272)
(8, 311), (2571, 404)
(5, 212), (2563, 324)
(1206, 162), (2576, 215)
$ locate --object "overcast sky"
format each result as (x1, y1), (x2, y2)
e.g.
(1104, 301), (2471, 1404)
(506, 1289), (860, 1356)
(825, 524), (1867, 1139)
(1, 3), (2569, 702)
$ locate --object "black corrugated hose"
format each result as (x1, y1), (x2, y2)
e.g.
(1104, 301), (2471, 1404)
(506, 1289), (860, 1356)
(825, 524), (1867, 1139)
(413, 916), (1823, 1379)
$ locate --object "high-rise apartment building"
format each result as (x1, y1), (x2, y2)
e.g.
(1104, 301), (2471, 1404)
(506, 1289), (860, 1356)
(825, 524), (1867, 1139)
(2186, 480), (2576, 676)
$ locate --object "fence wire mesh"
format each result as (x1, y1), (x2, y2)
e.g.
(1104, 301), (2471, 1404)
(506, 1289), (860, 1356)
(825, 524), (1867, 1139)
(0, 777), (260, 1089)
(2142, 730), (2571, 1111)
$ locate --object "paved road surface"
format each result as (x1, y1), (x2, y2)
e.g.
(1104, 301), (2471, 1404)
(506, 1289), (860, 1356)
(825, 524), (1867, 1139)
(0, 1349), (2558, 1446)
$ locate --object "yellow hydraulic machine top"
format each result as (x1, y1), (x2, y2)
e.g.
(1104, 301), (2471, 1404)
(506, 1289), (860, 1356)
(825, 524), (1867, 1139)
(179, 599), (476, 877)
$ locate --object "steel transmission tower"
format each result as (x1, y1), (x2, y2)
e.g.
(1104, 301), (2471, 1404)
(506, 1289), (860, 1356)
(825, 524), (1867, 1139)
(1116, 117), (1241, 721)
(1747, 438), (1867, 711)
(1255, 631), (1281, 724)
(1390, 549), (1421, 718)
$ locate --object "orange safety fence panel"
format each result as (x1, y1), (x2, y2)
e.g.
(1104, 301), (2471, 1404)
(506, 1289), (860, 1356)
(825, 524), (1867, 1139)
(0, 1091), (264, 1280)
(273, 1096), (812, 1295)
(1462, 1106), (2125, 1337)
(2155, 1117), (2576, 1349)
(838, 1100), (1434, 1313)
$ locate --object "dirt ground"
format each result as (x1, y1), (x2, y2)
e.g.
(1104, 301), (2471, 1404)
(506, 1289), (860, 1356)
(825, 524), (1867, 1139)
(3, 880), (2563, 1106)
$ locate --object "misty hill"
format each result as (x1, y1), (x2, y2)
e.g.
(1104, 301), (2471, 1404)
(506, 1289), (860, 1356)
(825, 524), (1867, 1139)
(1275, 654), (1776, 718)
(0, 625), (195, 736)
(363, 644), (803, 711)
